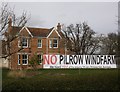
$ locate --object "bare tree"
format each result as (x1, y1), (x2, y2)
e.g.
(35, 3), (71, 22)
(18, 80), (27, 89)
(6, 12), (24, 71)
(62, 22), (102, 55)
(0, 3), (30, 59)
(102, 32), (118, 55)
(118, 31), (120, 56)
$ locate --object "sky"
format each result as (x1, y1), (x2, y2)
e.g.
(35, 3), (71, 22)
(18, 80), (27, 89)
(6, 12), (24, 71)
(6, 2), (118, 34)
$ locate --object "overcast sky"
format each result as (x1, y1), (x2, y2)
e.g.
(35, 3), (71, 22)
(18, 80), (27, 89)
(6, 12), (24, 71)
(8, 2), (118, 34)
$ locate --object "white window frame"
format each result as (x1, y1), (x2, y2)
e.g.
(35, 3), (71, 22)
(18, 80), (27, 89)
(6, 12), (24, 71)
(49, 39), (52, 48)
(53, 39), (58, 48)
(18, 37), (28, 48)
(38, 39), (42, 48)
(18, 40), (21, 48)
(18, 54), (21, 65)
(49, 39), (58, 48)
(22, 54), (28, 65)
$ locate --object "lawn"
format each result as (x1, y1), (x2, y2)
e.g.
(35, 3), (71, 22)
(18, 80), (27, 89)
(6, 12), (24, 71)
(1, 68), (120, 91)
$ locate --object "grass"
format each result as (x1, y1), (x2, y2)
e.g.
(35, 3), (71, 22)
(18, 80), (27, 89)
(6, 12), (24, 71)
(1, 68), (120, 91)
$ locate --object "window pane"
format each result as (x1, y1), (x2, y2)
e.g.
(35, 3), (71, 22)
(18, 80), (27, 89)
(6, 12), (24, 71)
(22, 54), (28, 65)
(22, 43), (26, 46)
(53, 39), (57, 43)
(23, 60), (26, 64)
(22, 60), (27, 64)
(23, 38), (26, 41)
(18, 55), (20, 59)
(53, 44), (57, 47)
(18, 55), (20, 65)
(22, 55), (24, 59)
(18, 60), (20, 64)
(25, 55), (27, 58)
(38, 39), (41, 43)
(22, 38), (27, 47)
(38, 44), (41, 47)
(37, 55), (42, 64)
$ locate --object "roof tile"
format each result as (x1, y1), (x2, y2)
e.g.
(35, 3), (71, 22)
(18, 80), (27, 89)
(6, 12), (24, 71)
(11, 26), (54, 37)
(27, 27), (52, 37)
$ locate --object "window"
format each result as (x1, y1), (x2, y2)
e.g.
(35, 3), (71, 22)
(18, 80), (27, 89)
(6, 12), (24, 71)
(18, 38), (28, 48)
(49, 39), (58, 48)
(38, 39), (42, 48)
(18, 55), (20, 65)
(22, 38), (28, 47)
(49, 39), (52, 48)
(37, 55), (42, 64)
(53, 39), (58, 48)
(22, 54), (28, 65)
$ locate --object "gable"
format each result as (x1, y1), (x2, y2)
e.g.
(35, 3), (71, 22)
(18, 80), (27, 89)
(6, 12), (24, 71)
(10, 26), (63, 38)
(48, 30), (59, 38)
(18, 27), (33, 37)
(47, 28), (62, 39)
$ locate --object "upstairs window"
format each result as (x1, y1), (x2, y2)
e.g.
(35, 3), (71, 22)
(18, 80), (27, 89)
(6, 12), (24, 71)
(18, 37), (28, 48)
(22, 38), (28, 47)
(38, 39), (42, 48)
(53, 39), (58, 48)
(49, 39), (58, 48)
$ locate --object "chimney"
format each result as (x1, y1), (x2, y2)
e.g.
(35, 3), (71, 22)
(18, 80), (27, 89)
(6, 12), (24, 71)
(57, 23), (61, 32)
(8, 16), (12, 33)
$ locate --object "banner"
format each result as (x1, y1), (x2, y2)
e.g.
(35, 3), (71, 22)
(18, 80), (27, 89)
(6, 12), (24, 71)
(43, 55), (117, 68)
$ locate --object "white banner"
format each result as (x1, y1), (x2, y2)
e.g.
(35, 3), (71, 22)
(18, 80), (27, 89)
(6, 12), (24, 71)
(43, 55), (117, 68)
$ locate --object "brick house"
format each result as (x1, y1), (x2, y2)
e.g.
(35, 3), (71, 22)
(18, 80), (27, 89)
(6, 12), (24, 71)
(6, 18), (67, 69)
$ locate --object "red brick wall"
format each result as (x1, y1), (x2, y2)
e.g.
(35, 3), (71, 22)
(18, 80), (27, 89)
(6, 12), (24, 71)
(10, 27), (65, 69)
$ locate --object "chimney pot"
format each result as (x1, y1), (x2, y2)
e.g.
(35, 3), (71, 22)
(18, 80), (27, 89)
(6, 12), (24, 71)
(57, 23), (61, 32)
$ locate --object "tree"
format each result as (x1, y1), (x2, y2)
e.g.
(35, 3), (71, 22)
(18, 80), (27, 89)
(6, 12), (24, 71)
(117, 31), (120, 56)
(29, 53), (43, 70)
(102, 32), (118, 55)
(117, 31), (120, 67)
(29, 54), (40, 70)
(101, 32), (120, 67)
(0, 3), (30, 59)
(62, 22), (102, 55)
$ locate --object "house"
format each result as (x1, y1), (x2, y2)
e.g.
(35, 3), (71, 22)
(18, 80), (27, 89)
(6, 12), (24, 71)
(6, 18), (67, 69)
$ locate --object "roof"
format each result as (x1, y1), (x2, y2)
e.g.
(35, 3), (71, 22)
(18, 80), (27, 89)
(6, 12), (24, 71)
(28, 27), (53, 37)
(11, 26), (55, 37)
(58, 31), (64, 38)
(12, 26), (22, 36)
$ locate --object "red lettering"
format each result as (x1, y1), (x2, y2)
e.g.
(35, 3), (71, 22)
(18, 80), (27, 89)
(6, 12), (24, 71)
(43, 54), (57, 65)
(51, 54), (57, 64)
(43, 54), (50, 64)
